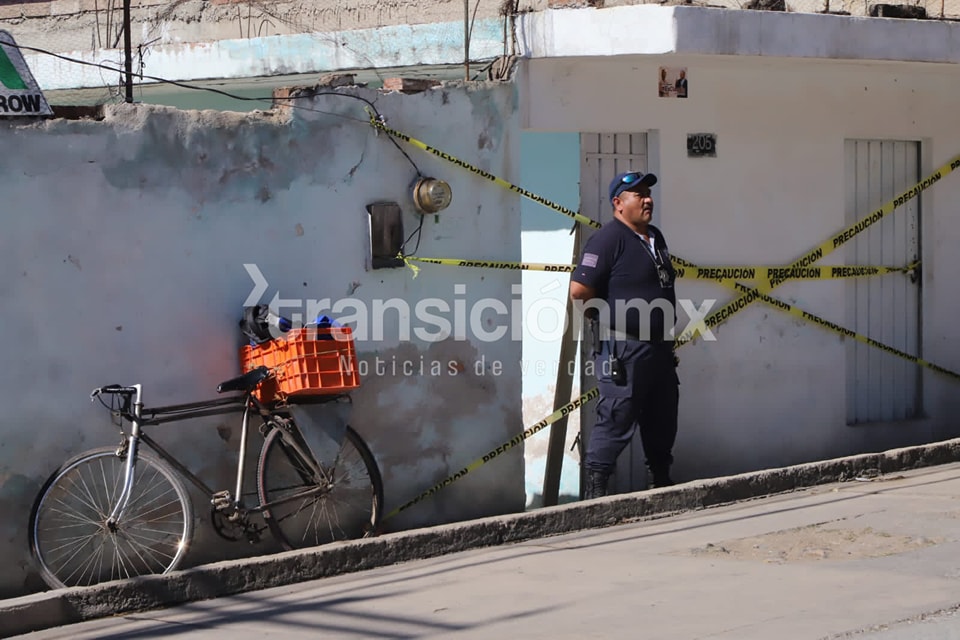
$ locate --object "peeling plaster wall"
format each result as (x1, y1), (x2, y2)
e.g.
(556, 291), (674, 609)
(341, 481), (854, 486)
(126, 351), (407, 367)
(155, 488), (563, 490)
(16, 18), (509, 95)
(27, 23), (507, 93)
(520, 53), (960, 481)
(0, 80), (522, 597)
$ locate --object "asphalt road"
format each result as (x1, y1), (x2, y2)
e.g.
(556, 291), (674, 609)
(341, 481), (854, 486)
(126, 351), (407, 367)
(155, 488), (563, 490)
(9, 463), (960, 640)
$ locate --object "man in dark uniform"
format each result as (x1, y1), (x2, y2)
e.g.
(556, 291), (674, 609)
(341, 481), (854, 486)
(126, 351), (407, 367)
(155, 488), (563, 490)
(570, 171), (680, 499)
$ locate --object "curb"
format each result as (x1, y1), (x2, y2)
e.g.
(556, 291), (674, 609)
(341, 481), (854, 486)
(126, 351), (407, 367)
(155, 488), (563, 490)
(3, 437), (959, 637)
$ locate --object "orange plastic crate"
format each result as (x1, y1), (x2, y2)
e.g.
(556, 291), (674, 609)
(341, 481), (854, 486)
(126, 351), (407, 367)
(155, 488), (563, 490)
(239, 326), (360, 403)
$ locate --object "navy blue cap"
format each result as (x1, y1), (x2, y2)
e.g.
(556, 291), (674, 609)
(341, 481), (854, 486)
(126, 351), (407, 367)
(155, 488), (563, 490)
(609, 171), (658, 204)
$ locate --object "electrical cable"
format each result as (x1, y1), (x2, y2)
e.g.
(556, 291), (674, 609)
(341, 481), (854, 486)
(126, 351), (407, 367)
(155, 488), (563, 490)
(400, 212), (426, 257)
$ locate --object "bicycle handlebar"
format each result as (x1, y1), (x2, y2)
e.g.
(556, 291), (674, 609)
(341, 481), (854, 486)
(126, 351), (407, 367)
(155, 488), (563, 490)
(90, 385), (138, 401)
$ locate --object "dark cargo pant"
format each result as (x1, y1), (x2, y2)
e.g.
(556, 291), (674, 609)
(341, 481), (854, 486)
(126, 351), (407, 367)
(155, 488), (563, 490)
(584, 339), (679, 476)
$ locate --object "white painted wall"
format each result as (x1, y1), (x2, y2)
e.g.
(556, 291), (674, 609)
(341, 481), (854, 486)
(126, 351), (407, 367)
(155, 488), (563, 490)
(518, 132), (582, 505)
(0, 81), (523, 597)
(519, 53), (960, 480)
(519, 228), (582, 505)
(519, 5), (960, 63)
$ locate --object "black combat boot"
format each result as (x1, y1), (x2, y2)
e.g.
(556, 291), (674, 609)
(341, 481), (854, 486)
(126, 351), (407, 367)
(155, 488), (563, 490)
(584, 470), (610, 500)
(648, 465), (674, 489)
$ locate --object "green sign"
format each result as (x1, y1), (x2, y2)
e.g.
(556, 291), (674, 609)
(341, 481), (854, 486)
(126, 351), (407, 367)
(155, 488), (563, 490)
(0, 30), (52, 117)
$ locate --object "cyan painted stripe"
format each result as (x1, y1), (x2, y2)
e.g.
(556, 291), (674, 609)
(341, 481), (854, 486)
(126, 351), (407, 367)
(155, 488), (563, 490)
(30, 18), (506, 91)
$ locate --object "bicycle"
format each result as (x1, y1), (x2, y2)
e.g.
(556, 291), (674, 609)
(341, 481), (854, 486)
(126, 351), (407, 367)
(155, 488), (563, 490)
(28, 364), (383, 590)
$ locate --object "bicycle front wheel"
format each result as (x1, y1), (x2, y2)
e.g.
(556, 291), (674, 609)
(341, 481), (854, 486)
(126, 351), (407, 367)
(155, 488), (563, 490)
(258, 424), (383, 550)
(29, 446), (194, 589)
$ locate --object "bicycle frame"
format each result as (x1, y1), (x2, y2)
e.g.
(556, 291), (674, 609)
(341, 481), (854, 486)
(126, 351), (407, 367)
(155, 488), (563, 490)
(30, 366), (383, 591)
(104, 386), (335, 529)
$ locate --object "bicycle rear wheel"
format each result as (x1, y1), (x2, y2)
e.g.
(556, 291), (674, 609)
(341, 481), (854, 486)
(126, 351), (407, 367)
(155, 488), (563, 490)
(29, 446), (194, 589)
(257, 424), (383, 550)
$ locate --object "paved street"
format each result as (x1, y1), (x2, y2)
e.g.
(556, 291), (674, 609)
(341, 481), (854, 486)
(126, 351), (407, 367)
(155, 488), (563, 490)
(10, 463), (960, 640)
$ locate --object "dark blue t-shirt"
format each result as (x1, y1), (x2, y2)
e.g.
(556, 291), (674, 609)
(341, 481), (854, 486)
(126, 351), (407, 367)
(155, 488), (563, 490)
(572, 219), (677, 342)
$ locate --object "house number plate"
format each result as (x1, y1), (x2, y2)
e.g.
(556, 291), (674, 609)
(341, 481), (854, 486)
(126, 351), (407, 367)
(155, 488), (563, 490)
(687, 133), (717, 157)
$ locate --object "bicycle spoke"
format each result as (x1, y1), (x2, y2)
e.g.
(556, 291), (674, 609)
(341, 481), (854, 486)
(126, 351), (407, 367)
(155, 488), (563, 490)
(31, 449), (193, 589)
(111, 534), (133, 582)
(63, 535), (107, 587)
(116, 531), (166, 575)
(51, 535), (98, 586)
(53, 475), (107, 520)
(259, 426), (382, 551)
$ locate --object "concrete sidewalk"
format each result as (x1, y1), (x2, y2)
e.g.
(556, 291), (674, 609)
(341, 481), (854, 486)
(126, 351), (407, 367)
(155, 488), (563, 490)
(3, 438), (960, 638)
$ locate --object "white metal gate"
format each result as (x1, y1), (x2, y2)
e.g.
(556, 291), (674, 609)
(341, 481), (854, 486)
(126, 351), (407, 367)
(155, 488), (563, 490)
(843, 139), (922, 424)
(578, 132), (651, 494)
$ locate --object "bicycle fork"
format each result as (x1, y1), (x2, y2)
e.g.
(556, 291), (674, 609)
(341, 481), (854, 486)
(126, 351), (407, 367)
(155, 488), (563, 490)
(265, 413), (332, 487)
(106, 384), (144, 530)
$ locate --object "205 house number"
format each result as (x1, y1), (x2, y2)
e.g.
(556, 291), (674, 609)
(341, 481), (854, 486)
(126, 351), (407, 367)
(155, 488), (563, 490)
(687, 133), (717, 157)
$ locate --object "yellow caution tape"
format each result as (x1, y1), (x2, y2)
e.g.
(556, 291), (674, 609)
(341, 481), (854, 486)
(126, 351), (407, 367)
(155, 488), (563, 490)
(401, 256), (946, 377)
(370, 118), (960, 512)
(678, 154), (960, 344)
(404, 254), (919, 281)
(670, 256), (919, 283)
(400, 254), (421, 279)
(384, 277), (959, 519)
(370, 114), (954, 346)
(383, 387), (599, 520)
(403, 255), (576, 273)
(368, 111), (601, 230)
(722, 279), (960, 381)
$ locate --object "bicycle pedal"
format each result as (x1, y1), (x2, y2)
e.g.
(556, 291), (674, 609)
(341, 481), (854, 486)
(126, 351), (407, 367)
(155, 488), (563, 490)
(211, 490), (233, 509)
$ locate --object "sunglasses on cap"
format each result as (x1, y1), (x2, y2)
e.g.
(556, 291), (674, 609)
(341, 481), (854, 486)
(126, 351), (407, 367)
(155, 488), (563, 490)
(609, 171), (658, 203)
(614, 177), (651, 200)
(619, 172), (646, 186)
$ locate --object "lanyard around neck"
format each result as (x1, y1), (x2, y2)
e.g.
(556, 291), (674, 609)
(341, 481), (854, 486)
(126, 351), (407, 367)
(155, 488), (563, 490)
(636, 231), (663, 266)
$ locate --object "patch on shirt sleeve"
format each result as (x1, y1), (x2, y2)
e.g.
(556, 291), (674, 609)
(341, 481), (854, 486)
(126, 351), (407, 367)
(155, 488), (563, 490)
(581, 253), (599, 268)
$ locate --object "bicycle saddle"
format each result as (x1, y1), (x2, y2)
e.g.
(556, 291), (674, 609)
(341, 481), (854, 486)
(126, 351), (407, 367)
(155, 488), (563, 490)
(217, 366), (270, 394)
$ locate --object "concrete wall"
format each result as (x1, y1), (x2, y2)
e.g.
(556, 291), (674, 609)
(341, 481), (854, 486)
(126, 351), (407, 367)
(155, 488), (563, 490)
(25, 22), (509, 93)
(5, 0), (960, 54)
(0, 80), (523, 597)
(5, 0), (960, 62)
(0, 0), (529, 51)
(519, 53), (960, 479)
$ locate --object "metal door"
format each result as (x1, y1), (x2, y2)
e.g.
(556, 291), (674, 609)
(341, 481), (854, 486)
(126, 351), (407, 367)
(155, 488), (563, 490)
(843, 139), (922, 424)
